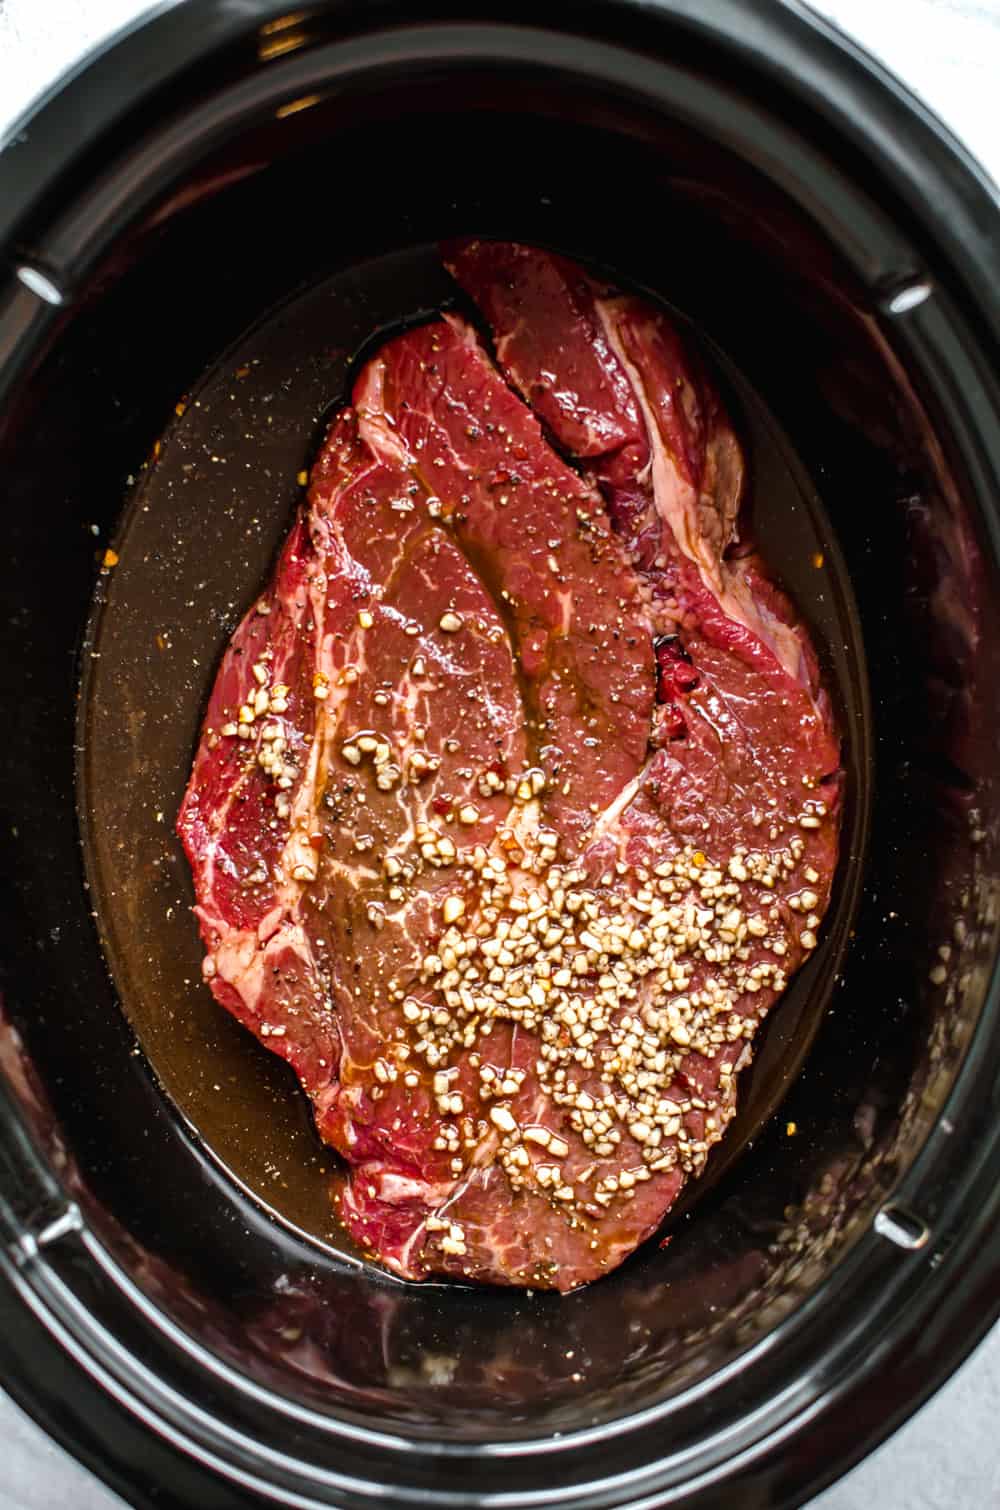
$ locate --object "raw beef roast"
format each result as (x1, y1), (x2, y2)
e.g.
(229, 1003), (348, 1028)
(178, 244), (841, 1292)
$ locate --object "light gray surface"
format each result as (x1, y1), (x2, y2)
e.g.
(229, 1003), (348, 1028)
(0, 0), (998, 1506)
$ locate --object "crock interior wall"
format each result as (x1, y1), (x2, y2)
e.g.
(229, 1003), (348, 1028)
(0, 78), (995, 1437)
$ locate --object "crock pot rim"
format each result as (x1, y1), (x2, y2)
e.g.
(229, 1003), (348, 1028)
(1, 0), (999, 302)
(0, 3), (999, 1509)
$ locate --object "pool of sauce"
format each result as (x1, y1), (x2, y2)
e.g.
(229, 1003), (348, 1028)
(78, 244), (870, 1265)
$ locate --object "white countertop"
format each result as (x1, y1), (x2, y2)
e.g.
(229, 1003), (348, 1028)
(0, 1), (998, 1506)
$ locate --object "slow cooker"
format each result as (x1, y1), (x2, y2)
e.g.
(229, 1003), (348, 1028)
(0, 2), (998, 1507)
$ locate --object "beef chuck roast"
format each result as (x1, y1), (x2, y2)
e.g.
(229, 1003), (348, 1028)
(179, 246), (841, 1292)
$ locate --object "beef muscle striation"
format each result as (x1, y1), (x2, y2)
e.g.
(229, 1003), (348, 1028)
(179, 246), (841, 1292)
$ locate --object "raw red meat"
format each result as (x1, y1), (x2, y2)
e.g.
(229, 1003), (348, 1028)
(179, 246), (840, 1292)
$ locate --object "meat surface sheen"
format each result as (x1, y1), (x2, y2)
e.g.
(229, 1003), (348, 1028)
(179, 247), (841, 1292)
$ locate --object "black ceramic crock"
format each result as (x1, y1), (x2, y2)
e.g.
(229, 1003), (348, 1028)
(0, 3), (999, 1508)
